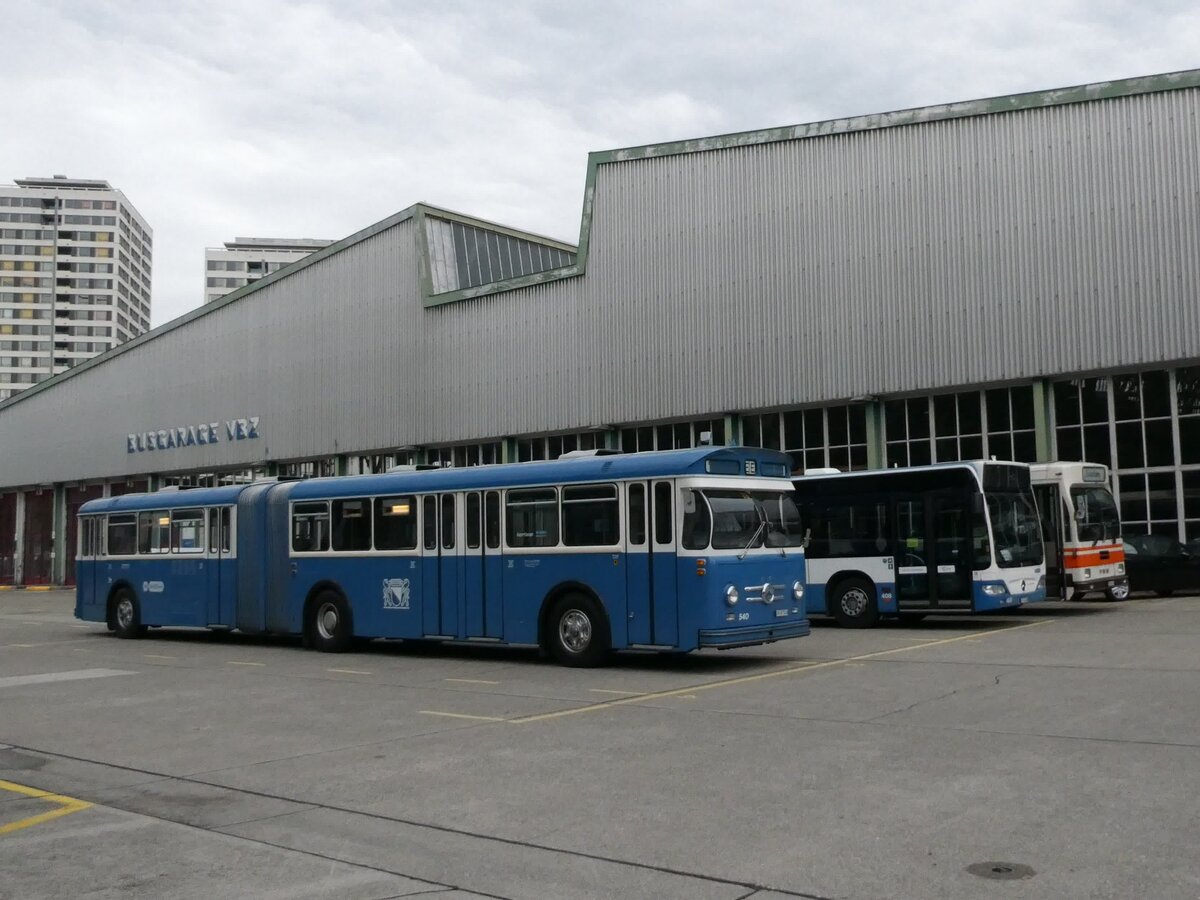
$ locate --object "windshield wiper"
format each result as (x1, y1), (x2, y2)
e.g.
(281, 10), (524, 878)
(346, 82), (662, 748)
(738, 520), (767, 560)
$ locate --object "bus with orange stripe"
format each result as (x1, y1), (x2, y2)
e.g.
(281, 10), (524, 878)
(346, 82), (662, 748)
(1030, 462), (1128, 601)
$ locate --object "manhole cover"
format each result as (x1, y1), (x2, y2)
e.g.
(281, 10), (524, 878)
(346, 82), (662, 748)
(965, 861), (1036, 881)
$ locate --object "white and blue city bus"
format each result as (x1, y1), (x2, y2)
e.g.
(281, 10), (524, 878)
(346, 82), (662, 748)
(75, 447), (810, 666)
(791, 461), (1046, 627)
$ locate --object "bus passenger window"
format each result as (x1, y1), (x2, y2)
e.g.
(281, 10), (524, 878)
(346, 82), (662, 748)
(292, 502), (330, 552)
(628, 484), (646, 545)
(506, 489), (559, 548)
(441, 494), (455, 549)
(375, 496), (417, 550)
(423, 496), (437, 550)
(653, 482), (672, 545)
(562, 484), (619, 546)
(107, 514), (136, 556)
(208, 508), (220, 553)
(466, 493), (481, 549)
(170, 509), (204, 553)
(485, 491), (500, 549)
(220, 507), (231, 553)
(138, 510), (170, 554)
(332, 499), (371, 552)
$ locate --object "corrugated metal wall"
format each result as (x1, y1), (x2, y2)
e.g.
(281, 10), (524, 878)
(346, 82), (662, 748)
(1, 85), (1199, 487)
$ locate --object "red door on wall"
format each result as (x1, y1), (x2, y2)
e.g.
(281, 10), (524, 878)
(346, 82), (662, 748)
(0, 492), (16, 585)
(22, 490), (54, 586)
(64, 485), (105, 586)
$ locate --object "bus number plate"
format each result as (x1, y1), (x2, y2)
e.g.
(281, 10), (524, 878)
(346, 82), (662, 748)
(774, 608), (789, 617)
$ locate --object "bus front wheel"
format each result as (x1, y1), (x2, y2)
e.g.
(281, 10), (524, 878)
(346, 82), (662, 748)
(308, 591), (353, 653)
(547, 593), (610, 667)
(111, 588), (146, 639)
(830, 578), (879, 629)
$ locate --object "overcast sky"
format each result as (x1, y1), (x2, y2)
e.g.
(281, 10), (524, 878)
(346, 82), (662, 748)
(5, 0), (1198, 326)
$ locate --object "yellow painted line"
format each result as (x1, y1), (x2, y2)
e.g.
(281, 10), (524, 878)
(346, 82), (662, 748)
(327, 668), (372, 676)
(0, 586), (15, 591)
(419, 710), (506, 722)
(588, 688), (644, 696)
(227, 661), (266, 667)
(445, 678), (499, 685)
(0, 779), (92, 837)
(511, 620), (1053, 724)
(25, 586), (52, 592)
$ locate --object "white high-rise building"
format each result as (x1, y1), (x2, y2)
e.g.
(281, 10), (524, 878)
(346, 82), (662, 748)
(0, 175), (152, 401)
(204, 237), (333, 304)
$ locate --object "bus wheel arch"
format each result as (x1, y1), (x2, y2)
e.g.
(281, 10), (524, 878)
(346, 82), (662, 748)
(304, 582), (353, 653)
(107, 582), (146, 639)
(539, 583), (612, 667)
(827, 573), (879, 629)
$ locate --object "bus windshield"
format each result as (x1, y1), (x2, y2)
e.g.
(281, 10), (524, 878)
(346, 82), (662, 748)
(1069, 486), (1120, 542)
(986, 492), (1044, 568)
(694, 489), (806, 551)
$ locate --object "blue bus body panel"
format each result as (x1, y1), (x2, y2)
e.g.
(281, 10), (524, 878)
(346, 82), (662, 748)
(679, 555), (810, 651)
(76, 559), (102, 622)
(804, 580), (899, 616)
(973, 581), (1047, 611)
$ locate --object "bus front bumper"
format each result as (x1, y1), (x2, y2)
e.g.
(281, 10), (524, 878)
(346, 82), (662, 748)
(698, 619), (811, 649)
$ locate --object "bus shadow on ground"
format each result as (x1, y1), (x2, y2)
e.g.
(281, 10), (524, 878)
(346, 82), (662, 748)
(91, 627), (790, 675)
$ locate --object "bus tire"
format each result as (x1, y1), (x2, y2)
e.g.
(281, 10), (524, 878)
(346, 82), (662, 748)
(111, 588), (146, 639)
(547, 593), (610, 667)
(308, 590), (353, 653)
(830, 578), (879, 629)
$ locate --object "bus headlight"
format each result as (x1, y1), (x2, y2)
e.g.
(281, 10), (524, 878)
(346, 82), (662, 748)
(792, 581), (805, 601)
(981, 582), (1008, 597)
(1116, 562), (1125, 575)
(724, 584), (739, 606)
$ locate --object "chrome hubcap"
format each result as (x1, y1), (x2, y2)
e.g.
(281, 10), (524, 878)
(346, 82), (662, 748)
(1110, 582), (1130, 600)
(840, 588), (869, 618)
(116, 597), (134, 630)
(559, 609), (592, 653)
(316, 602), (339, 640)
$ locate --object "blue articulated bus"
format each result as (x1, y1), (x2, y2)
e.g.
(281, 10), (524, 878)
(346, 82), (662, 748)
(75, 447), (810, 666)
(792, 461), (1046, 627)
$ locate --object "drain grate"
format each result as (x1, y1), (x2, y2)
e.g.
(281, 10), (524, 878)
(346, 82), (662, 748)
(965, 861), (1036, 881)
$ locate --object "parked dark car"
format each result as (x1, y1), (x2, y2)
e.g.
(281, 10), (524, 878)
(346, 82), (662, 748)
(1123, 534), (1200, 596)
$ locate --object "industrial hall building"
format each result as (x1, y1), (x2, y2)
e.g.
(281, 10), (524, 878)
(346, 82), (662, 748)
(1, 69), (1198, 586)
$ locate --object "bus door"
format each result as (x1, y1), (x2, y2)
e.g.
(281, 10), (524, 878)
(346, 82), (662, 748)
(893, 495), (930, 607)
(625, 483), (651, 644)
(1034, 482), (1065, 599)
(483, 491), (504, 638)
(206, 507), (234, 626)
(649, 480), (679, 646)
(930, 491), (972, 609)
(456, 494), (499, 643)
(421, 494), (460, 638)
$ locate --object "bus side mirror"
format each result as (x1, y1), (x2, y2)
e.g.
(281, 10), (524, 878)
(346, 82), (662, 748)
(682, 490), (696, 515)
(802, 527), (811, 549)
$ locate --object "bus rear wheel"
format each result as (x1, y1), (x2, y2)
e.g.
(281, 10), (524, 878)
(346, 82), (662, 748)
(830, 578), (879, 629)
(547, 593), (610, 667)
(111, 588), (146, 639)
(308, 590), (352, 653)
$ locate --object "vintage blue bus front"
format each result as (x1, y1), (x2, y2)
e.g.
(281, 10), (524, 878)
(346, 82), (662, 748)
(674, 477), (809, 649)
